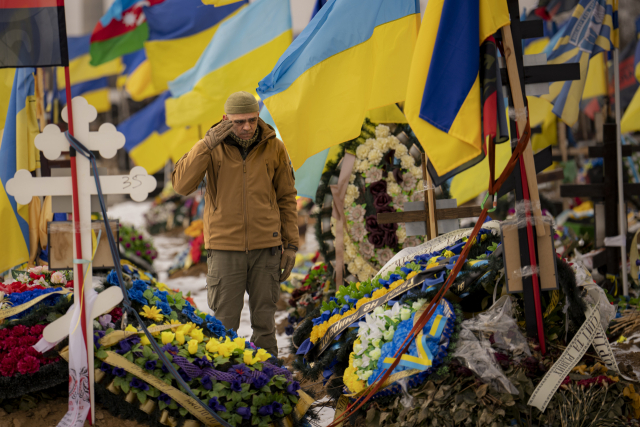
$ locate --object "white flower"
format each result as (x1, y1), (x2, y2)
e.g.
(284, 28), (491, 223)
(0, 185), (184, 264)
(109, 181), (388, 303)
(368, 149), (383, 164)
(373, 306), (385, 316)
(346, 184), (359, 198)
(344, 194), (355, 207)
(369, 348), (382, 360)
(411, 190), (424, 202)
(345, 245), (357, 263)
(16, 273), (29, 284)
(394, 143), (408, 158)
(356, 144), (369, 160)
(358, 370), (373, 381)
(354, 343), (363, 354)
(397, 226), (407, 244)
(403, 237), (421, 248)
(353, 358), (363, 368)
(359, 241), (374, 259)
(412, 298), (427, 311)
(353, 256), (365, 271)
(372, 338), (381, 348)
(31, 277), (48, 287)
(376, 248), (394, 266)
(373, 139), (386, 152)
(349, 223), (366, 243)
(401, 173), (417, 192)
(28, 266), (44, 275)
(355, 159), (369, 173)
(365, 168), (383, 184)
(387, 182), (402, 196)
(347, 261), (360, 275)
(347, 205), (366, 222)
(50, 271), (66, 284)
(375, 125), (390, 139)
(400, 155), (414, 169)
(349, 174), (356, 183)
(361, 353), (370, 367)
(410, 165), (422, 179)
(383, 329), (394, 341)
(400, 308), (412, 321)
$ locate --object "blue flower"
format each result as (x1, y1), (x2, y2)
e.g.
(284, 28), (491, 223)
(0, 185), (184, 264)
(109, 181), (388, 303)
(227, 329), (238, 340)
(144, 360), (157, 371)
(236, 406), (250, 419)
(116, 339), (133, 355)
(200, 375), (212, 390)
(131, 279), (149, 292)
(128, 289), (147, 306)
(183, 309), (203, 325)
(252, 375), (268, 389)
(271, 401), (283, 416)
(106, 270), (119, 286)
(262, 366), (274, 379)
(209, 397), (226, 412)
(182, 301), (195, 313)
(100, 362), (111, 373)
(94, 330), (105, 349)
(161, 364), (169, 374)
(155, 301), (172, 316)
(258, 404), (273, 416)
(130, 378), (149, 391)
(285, 325), (294, 336)
(206, 321), (226, 337)
(161, 344), (178, 354)
(112, 367), (126, 377)
(153, 290), (169, 302)
(177, 368), (191, 383)
(123, 264), (133, 275)
(229, 380), (242, 392)
(158, 393), (172, 405)
(193, 356), (212, 369)
(286, 381), (300, 397)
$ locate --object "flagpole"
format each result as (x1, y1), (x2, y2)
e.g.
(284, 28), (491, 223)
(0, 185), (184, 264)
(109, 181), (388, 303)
(613, 47), (629, 297)
(64, 65), (93, 425)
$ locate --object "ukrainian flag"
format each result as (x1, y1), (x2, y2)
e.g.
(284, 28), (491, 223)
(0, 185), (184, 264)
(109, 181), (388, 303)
(57, 35), (122, 113)
(0, 69), (39, 273)
(257, 0), (420, 170)
(119, 50), (164, 102)
(404, 0), (510, 178)
(621, 17), (640, 134)
(143, 0), (247, 92)
(118, 92), (199, 174)
(165, 0), (292, 129)
(635, 16), (640, 82)
(540, 0), (617, 126)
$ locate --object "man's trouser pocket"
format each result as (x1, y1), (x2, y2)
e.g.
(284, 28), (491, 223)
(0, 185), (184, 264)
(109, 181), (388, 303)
(206, 275), (221, 311)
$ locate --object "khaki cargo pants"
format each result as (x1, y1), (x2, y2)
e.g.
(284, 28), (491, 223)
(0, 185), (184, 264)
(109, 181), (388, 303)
(206, 248), (281, 357)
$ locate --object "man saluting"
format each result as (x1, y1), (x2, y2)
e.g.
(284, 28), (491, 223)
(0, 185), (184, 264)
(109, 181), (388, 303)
(172, 91), (298, 358)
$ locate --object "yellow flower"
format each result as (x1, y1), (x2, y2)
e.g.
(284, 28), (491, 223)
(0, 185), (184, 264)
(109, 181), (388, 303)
(206, 338), (220, 354)
(139, 305), (163, 322)
(406, 271), (418, 280)
(140, 335), (151, 345)
(389, 280), (404, 291)
(256, 348), (271, 362)
(125, 325), (137, 333)
(164, 319), (182, 330)
(217, 341), (233, 358)
(188, 339), (198, 355)
(356, 282), (361, 290)
(189, 328), (204, 343)
(161, 332), (175, 345)
(572, 365), (587, 375)
(371, 288), (387, 299)
(442, 250), (455, 258)
(233, 337), (246, 351)
(176, 330), (185, 345)
(481, 233), (488, 241)
(156, 282), (170, 292)
(180, 322), (196, 335)
(243, 350), (260, 365)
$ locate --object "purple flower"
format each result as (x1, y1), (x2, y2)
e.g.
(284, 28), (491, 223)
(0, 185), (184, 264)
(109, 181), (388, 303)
(161, 344), (178, 355)
(383, 231), (399, 248)
(369, 180), (387, 197)
(100, 362), (111, 373)
(258, 404), (273, 416)
(112, 367), (126, 377)
(365, 215), (380, 233)
(252, 375), (269, 389)
(229, 364), (251, 377)
(286, 381), (300, 397)
(144, 360), (157, 371)
(285, 325), (294, 336)
(130, 378), (149, 391)
(136, 250), (141, 256)
(200, 375), (212, 390)
(98, 314), (114, 329)
(209, 397), (226, 412)
(138, 235), (144, 240)
(128, 336), (141, 346)
(271, 401), (283, 416)
(125, 243), (131, 248)
(158, 393), (172, 405)
(116, 339), (133, 355)
(193, 356), (212, 369)
(373, 193), (392, 210)
(262, 366), (274, 379)
(368, 231), (386, 249)
(161, 363), (169, 374)
(236, 406), (251, 419)
(230, 380), (242, 392)
(177, 368), (191, 383)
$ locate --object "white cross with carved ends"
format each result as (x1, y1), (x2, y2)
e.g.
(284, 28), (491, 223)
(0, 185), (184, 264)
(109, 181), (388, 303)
(5, 97), (156, 424)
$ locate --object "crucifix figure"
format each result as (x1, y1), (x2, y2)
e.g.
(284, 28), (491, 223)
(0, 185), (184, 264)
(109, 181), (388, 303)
(5, 97), (157, 425)
(377, 153), (483, 239)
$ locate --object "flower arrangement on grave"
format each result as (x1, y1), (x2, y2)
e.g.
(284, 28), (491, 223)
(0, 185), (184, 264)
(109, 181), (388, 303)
(119, 225), (158, 265)
(92, 265), (312, 427)
(284, 261), (333, 337)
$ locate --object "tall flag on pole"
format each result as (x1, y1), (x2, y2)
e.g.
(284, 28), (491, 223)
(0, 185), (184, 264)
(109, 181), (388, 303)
(257, 0), (420, 170)
(621, 17), (640, 134)
(635, 16), (640, 82)
(0, 68), (39, 273)
(165, 0), (292, 128)
(90, 0), (148, 66)
(539, 0), (618, 126)
(404, 0), (510, 178)
(143, 0), (247, 92)
(0, 0), (68, 68)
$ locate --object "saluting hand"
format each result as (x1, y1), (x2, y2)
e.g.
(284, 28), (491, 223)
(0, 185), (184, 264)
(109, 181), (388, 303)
(203, 120), (234, 150)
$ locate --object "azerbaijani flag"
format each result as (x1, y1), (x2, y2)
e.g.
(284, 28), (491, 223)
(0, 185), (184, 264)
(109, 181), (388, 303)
(404, 0), (510, 177)
(257, 0), (420, 170)
(0, 0), (68, 68)
(90, 0), (151, 66)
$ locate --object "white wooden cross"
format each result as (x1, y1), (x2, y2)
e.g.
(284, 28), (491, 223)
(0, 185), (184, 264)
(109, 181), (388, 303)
(5, 96), (157, 424)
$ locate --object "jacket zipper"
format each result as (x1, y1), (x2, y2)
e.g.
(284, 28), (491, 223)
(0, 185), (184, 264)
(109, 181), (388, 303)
(243, 159), (248, 253)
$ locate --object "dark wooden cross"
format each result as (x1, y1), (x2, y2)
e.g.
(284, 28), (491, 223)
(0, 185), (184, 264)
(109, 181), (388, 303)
(376, 153), (483, 240)
(560, 123), (640, 278)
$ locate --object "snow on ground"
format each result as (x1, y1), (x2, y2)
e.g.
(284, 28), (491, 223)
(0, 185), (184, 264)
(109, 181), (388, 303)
(107, 200), (152, 230)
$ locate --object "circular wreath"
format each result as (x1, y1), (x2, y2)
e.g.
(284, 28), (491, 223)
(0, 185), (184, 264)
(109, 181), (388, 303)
(332, 124), (425, 282)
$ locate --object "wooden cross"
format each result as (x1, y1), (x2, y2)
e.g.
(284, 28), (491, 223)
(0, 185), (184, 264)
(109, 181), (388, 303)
(560, 123), (640, 280)
(5, 97), (156, 424)
(377, 153), (483, 240)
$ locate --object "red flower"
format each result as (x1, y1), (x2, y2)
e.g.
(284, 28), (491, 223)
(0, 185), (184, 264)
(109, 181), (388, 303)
(109, 307), (123, 323)
(17, 356), (40, 375)
(1, 337), (18, 351)
(0, 358), (17, 377)
(65, 281), (74, 288)
(30, 324), (46, 336)
(185, 295), (196, 307)
(29, 272), (44, 281)
(18, 336), (38, 347)
(561, 376), (571, 386)
(0, 328), (9, 339)
(11, 325), (28, 337)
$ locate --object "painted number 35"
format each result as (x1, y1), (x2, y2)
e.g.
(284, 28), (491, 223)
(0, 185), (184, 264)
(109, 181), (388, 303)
(122, 175), (143, 189)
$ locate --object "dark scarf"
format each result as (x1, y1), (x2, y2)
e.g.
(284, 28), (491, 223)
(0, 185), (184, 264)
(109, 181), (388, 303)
(228, 128), (260, 156)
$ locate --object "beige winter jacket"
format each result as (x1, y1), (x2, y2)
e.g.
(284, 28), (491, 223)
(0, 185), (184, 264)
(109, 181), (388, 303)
(172, 119), (298, 252)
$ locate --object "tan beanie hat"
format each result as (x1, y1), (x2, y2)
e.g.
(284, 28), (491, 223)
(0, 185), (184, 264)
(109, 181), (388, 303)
(224, 91), (260, 114)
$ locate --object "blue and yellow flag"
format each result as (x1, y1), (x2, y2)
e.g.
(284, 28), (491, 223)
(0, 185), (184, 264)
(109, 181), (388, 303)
(621, 17), (640, 134)
(0, 69), (39, 273)
(119, 50), (164, 102)
(635, 16), (640, 82)
(540, 0), (617, 126)
(143, 0), (247, 92)
(166, 0), (292, 129)
(257, 0), (420, 170)
(404, 0), (509, 178)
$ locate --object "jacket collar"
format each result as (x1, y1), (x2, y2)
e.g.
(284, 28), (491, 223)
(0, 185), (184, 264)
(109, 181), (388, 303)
(211, 118), (276, 147)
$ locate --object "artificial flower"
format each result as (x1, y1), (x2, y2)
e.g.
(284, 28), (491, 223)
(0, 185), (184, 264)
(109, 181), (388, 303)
(383, 329), (394, 341)
(188, 339), (198, 355)
(189, 327), (204, 343)
(139, 305), (163, 322)
(236, 406), (250, 419)
(158, 393), (172, 405)
(175, 330), (185, 345)
(358, 370), (373, 381)
(161, 332), (175, 345)
(200, 375), (213, 391)
(130, 378), (149, 391)
(205, 338), (219, 354)
(286, 381), (300, 397)
(144, 360), (157, 371)
(256, 348), (271, 362)
(17, 356), (40, 375)
(230, 380), (242, 392)
(243, 350), (259, 365)
(400, 308), (412, 321)
(140, 335), (151, 346)
(369, 348), (382, 360)
(164, 319), (182, 330)
(50, 271), (66, 284)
